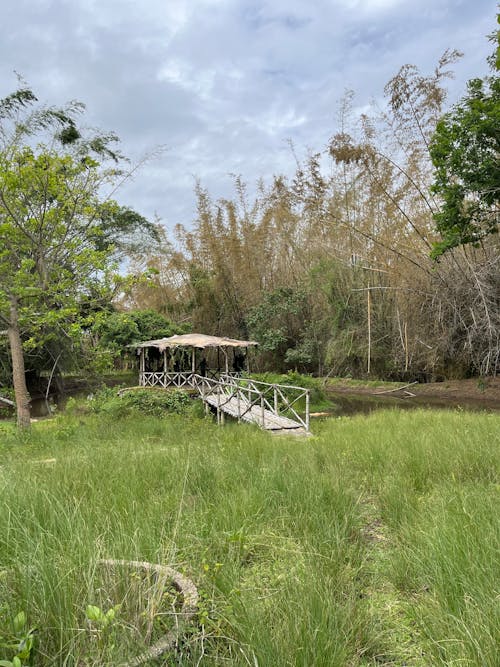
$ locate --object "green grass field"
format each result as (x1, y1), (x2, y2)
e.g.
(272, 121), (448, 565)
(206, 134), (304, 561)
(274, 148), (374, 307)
(0, 405), (498, 665)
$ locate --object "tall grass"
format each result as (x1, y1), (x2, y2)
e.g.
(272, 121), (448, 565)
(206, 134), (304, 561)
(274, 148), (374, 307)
(0, 407), (498, 665)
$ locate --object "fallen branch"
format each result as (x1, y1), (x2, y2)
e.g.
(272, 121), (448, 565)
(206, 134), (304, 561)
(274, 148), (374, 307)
(0, 395), (15, 407)
(97, 559), (198, 667)
(372, 381), (418, 395)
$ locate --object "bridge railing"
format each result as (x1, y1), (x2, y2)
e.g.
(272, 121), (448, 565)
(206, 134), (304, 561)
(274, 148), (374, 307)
(139, 371), (310, 432)
(190, 374), (268, 425)
(220, 374), (310, 431)
(140, 371), (239, 388)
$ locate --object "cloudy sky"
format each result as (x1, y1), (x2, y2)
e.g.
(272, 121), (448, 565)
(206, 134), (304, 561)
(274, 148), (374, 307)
(1, 0), (496, 233)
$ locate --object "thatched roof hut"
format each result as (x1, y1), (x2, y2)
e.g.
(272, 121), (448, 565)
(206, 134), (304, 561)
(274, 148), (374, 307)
(134, 333), (258, 376)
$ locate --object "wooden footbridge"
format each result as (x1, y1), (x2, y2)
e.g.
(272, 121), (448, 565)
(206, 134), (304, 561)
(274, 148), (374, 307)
(133, 333), (311, 434)
(140, 371), (311, 434)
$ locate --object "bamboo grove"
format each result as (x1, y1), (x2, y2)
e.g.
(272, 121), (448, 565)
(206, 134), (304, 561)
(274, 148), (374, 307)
(126, 50), (500, 381)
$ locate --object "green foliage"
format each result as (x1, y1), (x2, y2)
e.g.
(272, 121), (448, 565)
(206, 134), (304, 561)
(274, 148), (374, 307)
(250, 370), (319, 390)
(95, 204), (160, 257)
(120, 388), (192, 417)
(430, 39), (500, 256)
(83, 386), (193, 418)
(85, 604), (120, 628)
(92, 309), (188, 358)
(0, 387), (15, 418)
(92, 312), (140, 353)
(0, 610), (36, 666)
(246, 287), (313, 371)
(249, 370), (328, 409)
(0, 83), (159, 412)
(0, 147), (112, 314)
(130, 309), (189, 341)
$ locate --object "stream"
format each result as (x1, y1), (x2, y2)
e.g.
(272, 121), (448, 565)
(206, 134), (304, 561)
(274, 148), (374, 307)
(26, 389), (500, 420)
(317, 391), (500, 417)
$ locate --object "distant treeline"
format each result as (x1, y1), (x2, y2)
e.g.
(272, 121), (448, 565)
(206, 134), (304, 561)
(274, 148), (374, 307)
(125, 49), (500, 381)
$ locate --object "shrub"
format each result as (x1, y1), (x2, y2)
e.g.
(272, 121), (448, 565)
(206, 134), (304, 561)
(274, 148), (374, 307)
(77, 386), (193, 418)
(250, 371), (326, 406)
(120, 388), (192, 417)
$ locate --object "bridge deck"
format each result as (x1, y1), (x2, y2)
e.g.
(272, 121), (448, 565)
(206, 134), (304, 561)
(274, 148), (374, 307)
(204, 394), (303, 430)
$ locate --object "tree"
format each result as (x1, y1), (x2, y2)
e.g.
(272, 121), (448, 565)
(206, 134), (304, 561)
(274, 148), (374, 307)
(92, 308), (189, 361)
(246, 287), (310, 371)
(0, 85), (145, 427)
(430, 32), (500, 257)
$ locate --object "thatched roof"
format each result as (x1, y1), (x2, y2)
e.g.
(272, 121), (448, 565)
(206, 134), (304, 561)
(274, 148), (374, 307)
(133, 333), (258, 352)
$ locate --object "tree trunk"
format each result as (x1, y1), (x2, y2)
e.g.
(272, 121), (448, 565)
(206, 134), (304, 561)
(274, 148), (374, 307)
(7, 297), (31, 429)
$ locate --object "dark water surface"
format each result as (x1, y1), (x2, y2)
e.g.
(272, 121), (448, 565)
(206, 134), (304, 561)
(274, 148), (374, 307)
(316, 391), (500, 418)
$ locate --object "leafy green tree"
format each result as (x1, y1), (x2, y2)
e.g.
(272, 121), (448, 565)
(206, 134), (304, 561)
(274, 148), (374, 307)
(95, 203), (160, 258)
(246, 288), (310, 371)
(93, 309), (188, 357)
(430, 32), (500, 257)
(0, 85), (149, 427)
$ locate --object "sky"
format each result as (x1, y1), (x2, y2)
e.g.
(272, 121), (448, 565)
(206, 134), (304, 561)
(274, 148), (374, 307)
(1, 0), (497, 235)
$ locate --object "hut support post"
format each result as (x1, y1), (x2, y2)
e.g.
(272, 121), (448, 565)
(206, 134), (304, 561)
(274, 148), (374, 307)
(139, 349), (145, 385)
(221, 347), (228, 374)
(204, 378), (209, 414)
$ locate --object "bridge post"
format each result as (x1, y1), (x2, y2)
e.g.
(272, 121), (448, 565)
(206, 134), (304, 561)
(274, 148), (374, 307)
(305, 390), (310, 432)
(273, 387), (278, 414)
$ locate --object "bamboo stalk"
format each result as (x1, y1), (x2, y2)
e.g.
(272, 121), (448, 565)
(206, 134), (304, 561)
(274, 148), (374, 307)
(367, 282), (371, 375)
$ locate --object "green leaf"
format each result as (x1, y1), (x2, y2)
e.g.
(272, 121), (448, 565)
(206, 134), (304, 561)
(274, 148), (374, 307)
(105, 607), (115, 622)
(12, 612), (26, 634)
(85, 604), (102, 621)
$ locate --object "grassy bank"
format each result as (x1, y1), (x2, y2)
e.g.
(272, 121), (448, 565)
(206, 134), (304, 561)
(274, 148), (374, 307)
(0, 407), (499, 665)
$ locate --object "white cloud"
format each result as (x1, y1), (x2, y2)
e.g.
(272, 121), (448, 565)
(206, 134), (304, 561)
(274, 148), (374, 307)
(245, 107), (308, 136)
(157, 60), (217, 101)
(345, 0), (404, 11)
(0, 0), (495, 230)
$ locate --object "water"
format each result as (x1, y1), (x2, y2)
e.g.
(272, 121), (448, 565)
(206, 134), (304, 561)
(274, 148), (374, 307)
(5, 386), (499, 422)
(315, 391), (500, 418)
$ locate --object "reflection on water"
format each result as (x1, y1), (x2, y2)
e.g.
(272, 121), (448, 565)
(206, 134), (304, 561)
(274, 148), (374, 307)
(29, 393), (78, 418)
